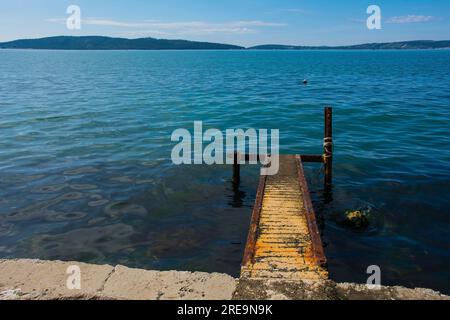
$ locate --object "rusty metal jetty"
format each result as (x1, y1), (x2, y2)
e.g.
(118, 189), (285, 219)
(236, 107), (333, 281)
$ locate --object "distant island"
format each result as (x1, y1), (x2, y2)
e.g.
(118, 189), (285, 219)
(0, 36), (243, 50)
(0, 36), (449, 50)
(248, 40), (450, 50)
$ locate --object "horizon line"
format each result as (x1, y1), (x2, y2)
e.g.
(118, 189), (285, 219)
(1, 35), (450, 49)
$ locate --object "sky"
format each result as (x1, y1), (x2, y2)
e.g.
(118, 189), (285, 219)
(0, 0), (449, 46)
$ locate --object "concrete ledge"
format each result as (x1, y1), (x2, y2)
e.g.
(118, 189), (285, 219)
(102, 265), (237, 300)
(0, 259), (113, 300)
(232, 278), (450, 300)
(0, 259), (236, 300)
(0, 259), (448, 300)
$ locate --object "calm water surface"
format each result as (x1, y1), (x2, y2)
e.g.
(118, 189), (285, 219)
(0, 50), (449, 293)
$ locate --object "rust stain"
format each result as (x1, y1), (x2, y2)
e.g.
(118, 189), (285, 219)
(241, 155), (328, 280)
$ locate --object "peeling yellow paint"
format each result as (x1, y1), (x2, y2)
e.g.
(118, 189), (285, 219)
(241, 155), (328, 280)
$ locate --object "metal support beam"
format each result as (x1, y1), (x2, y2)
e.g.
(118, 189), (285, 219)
(324, 107), (333, 188)
(300, 154), (324, 163)
(232, 152), (240, 186)
(230, 106), (333, 188)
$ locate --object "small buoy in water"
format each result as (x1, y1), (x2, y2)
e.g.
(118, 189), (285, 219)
(302, 79), (308, 85)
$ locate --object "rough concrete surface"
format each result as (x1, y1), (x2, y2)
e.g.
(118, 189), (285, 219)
(102, 265), (237, 300)
(232, 278), (449, 300)
(0, 259), (236, 300)
(0, 259), (448, 300)
(0, 259), (113, 300)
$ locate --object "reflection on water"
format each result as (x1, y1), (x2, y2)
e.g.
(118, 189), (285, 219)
(0, 50), (449, 293)
(308, 165), (450, 294)
(0, 162), (257, 276)
(229, 183), (247, 208)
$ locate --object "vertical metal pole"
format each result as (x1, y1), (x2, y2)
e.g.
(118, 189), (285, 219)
(324, 107), (333, 188)
(233, 151), (240, 186)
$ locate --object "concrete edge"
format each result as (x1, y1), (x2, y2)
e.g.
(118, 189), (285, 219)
(0, 259), (448, 300)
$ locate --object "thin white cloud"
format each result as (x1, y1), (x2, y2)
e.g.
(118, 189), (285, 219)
(265, 8), (308, 15)
(386, 15), (435, 24)
(280, 8), (306, 13)
(120, 30), (170, 37)
(46, 18), (286, 35)
(46, 18), (66, 23)
(348, 18), (366, 23)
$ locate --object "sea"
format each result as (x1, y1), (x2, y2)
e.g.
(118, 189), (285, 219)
(0, 49), (449, 293)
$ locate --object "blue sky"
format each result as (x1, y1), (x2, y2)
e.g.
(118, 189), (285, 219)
(0, 0), (449, 46)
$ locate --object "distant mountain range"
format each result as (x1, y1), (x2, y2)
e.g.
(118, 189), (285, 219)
(0, 36), (243, 50)
(248, 40), (450, 50)
(0, 36), (449, 50)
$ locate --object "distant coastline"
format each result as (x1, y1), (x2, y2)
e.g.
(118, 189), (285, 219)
(248, 40), (450, 50)
(0, 36), (449, 50)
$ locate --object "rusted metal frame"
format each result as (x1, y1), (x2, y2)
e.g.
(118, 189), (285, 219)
(241, 174), (267, 267)
(233, 153), (268, 185)
(233, 106), (332, 182)
(243, 153), (269, 162)
(295, 155), (327, 267)
(300, 154), (324, 163)
(233, 153), (322, 183)
(232, 152), (240, 185)
(240, 153), (323, 163)
(324, 107), (333, 187)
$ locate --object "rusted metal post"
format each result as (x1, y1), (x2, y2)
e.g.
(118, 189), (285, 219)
(324, 107), (333, 188)
(233, 152), (240, 186)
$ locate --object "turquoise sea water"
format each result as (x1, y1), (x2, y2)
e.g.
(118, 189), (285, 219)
(0, 50), (449, 293)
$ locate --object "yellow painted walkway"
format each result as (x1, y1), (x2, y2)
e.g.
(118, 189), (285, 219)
(241, 155), (328, 280)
